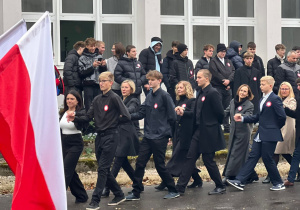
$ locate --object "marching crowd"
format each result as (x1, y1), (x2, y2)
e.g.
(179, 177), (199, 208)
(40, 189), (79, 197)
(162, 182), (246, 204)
(57, 36), (300, 210)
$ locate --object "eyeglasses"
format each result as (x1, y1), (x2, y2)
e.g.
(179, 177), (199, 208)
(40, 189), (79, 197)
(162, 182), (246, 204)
(280, 88), (290, 91)
(99, 80), (111, 83)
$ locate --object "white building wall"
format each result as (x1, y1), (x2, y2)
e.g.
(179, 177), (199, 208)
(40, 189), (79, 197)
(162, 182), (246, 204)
(0, 0), (22, 34)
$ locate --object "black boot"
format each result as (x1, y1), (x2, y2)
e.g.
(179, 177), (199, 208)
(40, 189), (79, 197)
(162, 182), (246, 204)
(187, 173), (203, 188)
(155, 181), (166, 191)
(101, 187), (110, 197)
(262, 175), (270, 184)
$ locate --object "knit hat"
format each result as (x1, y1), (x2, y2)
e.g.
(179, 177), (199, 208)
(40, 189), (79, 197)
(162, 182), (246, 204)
(177, 43), (188, 55)
(151, 37), (163, 43)
(217, 43), (227, 53)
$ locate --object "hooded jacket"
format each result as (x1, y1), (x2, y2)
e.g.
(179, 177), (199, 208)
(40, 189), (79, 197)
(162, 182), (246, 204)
(114, 55), (147, 95)
(63, 49), (82, 88)
(161, 50), (176, 88)
(138, 39), (163, 73)
(227, 40), (243, 70)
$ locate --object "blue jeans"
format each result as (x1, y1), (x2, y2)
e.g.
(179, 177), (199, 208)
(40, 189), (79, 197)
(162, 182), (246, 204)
(288, 138), (300, 182)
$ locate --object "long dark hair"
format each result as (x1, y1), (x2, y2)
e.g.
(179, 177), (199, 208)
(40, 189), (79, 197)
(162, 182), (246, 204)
(114, 42), (125, 59)
(60, 90), (83, 116)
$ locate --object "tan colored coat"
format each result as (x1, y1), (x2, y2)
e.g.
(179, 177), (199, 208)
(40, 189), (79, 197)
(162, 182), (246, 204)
(275, 97), (296, 154)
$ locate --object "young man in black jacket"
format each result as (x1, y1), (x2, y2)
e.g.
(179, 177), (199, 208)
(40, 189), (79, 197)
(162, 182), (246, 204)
(138, 37), (163, 95)
(267, 44), (286, 77)
(63, 41), (85, 96)
(169, 43), (196, 90)
(125, 70), (180, 200)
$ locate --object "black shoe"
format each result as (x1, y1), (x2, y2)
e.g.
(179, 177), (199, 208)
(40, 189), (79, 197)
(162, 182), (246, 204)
(246, 176), (259, 184)
(208, 187), (226, 195)
(101, 188), (110, 197)
(187, 179), (203, 188)
(222, 177), (228, 185)
(226, 179), (245, 191)
(108, 196), (126, 206)
(155, 182), (167, 191)
(75, 197), (88, 204)
(86, 200), (100, 210)
(262, 176), (271, 184)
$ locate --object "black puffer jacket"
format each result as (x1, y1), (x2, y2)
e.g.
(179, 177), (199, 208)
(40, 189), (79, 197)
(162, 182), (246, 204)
(138, 46), (162, 73)
(227, 40), (243, 70)
(63, 49), (82, 88)
(161, 50), (176, 89)
(267, 56), (285, 77)
(114, 56), (147, 95)
(169, 53), (196, 89)
(195, 56), (210, 75)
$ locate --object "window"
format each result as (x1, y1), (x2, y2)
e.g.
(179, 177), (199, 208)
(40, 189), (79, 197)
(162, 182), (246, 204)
(282, 27), (300, 52)
(60, 21), (94, 62)
(228, 0), (254, 17)
(193, 0), (220, 17)
(193, 26), (220, 60)
(102, 0), (132, 14)
(161, 0), (184, 16)
(282, 0), (300, 18)
(228, 26), (254, 52)
(22, 0), (53, 12)
(102, 24), (132, 58)
(161, 25), (184, 58)
(62, 0), (93, 14)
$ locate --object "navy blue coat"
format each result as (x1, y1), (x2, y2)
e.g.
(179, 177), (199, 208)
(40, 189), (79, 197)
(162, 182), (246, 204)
(243, 92), (286, 142)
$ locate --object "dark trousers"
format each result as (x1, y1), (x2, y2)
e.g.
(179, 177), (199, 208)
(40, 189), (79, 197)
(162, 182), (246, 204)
(167, 86), (176, 104)
(288, 138), (300, 182)
(236, 141), (282, 185)
(92, 130), (124, 203)
(215, 87), (231, 130)
(61, 134), (88, 202)
(176, 139), (224, 192)
(111, 157), (135, 180)
(83, 85), (100, 112)
(132, 137), (177, 197)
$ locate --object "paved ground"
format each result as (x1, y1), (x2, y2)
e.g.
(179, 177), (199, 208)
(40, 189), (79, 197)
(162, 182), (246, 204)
(1, 178), (300, 210)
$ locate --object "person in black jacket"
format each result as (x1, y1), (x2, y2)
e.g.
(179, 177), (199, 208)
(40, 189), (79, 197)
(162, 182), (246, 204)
(114, 45), (147, 99)
(227, 40), (243, 70)
(63, 41), (85, 96)
(241, 42), (265, 77)
(169, 43), (196, 90)
(125, 70), (179, 200)
(161, 40), (180, 102)
(138, 37), (163, 95)
(267, 44), (286, 77)
(292, 46), (300, 65)
(59, 90), (88, 204)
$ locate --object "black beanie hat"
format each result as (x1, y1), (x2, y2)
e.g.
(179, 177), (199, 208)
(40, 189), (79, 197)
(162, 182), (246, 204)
(151, 37), (163, 43)
(217, 43), (227, 53)
(177, 43), (188, 55)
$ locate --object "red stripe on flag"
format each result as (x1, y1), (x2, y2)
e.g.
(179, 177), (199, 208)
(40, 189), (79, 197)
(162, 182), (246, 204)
(0, 45), (55, 209)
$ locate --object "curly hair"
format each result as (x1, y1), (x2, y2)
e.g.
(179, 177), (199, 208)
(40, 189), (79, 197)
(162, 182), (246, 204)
(175, 81), (194, 101)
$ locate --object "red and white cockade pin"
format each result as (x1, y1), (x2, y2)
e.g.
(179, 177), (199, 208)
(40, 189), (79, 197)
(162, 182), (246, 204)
(136, 63), (141, 68)
(238, 106), (242, 111)
(154, 103), (158, 109)
(298, 73), (300, 77)
(253, 77), (257, 81)
(266, 101), (272, 107)
(182, 104), (186, 108)
(104, 105), (109, 111)
(201, 96), (206, 102)
(190, 70), (193, 75)
(227, 63), (231, 67)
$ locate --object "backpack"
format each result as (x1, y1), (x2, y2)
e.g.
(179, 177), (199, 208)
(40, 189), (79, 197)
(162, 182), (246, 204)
(54, 65), (64, 95)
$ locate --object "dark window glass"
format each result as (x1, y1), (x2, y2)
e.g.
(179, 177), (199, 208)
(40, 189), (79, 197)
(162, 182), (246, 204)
(161, 0), (184, 16)
(102, 0), (132, 14)
(193, 0), (220, 16)
(282, 27), (300, 53)
(282, 0), (300, 18)
(62, 0), (93, 14)
(60, 21), (94, 62)
(228, 26), (254, 54)
(161, 25), (184, 58)
(193, 26), (220, 60)
(102, 24), (132, 58)
(22, 0), (53, 12)
(228, 0), (254, 17)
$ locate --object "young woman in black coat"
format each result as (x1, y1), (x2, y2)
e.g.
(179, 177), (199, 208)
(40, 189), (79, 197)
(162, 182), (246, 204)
(155, 81), (202, 190)
(102, 80), (140, 197)
(59, 90), (88, 203)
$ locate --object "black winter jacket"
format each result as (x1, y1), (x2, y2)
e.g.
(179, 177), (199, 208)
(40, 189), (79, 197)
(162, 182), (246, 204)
(241, 51), (265, 77)
(114, 56), (147, 95)
(267, 56), (285, 77)
(195, 56), (210, 75)
(161, 50), (176, 88)
(63, 49), (82, 88)
(169, 53), (196, 89)
(138, 46), (162, 73)
(227, 41), (243, 70)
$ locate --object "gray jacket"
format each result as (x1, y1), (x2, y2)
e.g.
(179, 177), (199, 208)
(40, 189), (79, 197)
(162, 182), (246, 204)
(107, 56), (121, 90)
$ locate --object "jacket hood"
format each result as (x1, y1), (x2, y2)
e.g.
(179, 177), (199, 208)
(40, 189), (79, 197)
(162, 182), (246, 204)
(150, 41), (163, 55)
(120, 55), (137, 62)
(166, 50), (175, 59)
(229, 40), (242, 54)
(226, 47), (239, 59)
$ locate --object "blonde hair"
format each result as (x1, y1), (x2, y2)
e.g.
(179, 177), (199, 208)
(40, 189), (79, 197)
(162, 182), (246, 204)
(121, 80), (136, 94)
(278, 81), (295, 99)
(175, 81), (194, 101)
(99, 71), (114, 82)
(96, 40), (105, 48)
(260, 76), (275, 86)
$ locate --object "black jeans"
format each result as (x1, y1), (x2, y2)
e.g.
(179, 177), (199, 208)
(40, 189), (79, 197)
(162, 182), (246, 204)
(61, 134), (88, 202)
(132, 137), (177, 197)
(215, 87), (231, 130)
(92, 130), (124, 203)
(83, 85), (100, 112)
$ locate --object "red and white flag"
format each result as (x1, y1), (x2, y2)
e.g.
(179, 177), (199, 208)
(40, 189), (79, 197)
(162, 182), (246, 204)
(0, 19), (27, 60)
(0, 12), (67, 210)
